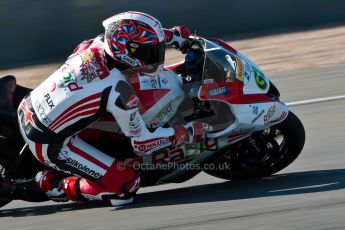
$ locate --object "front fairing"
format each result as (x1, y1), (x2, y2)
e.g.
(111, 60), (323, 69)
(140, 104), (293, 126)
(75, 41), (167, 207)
(200, 38), (270, 95)
(187, 37), (289, 137)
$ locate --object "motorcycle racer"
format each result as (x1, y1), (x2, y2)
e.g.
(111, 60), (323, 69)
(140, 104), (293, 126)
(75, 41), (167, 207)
(17, 11), (210, 206)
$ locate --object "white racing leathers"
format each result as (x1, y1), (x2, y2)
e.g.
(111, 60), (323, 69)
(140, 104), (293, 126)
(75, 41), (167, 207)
(17, 37), (182, 185)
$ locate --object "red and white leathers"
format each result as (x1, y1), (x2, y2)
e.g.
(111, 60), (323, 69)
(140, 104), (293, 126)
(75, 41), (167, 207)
(17, 27), (204, 204)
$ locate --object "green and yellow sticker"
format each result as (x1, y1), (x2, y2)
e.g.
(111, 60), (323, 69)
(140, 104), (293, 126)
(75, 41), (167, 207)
(253, 67), (268, 90)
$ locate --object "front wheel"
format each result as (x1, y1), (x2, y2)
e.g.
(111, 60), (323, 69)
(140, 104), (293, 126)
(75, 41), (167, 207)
(205, 111), (305, 180)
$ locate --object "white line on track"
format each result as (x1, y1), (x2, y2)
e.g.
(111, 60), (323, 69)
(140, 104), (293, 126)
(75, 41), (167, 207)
(286, 95), (345, 107)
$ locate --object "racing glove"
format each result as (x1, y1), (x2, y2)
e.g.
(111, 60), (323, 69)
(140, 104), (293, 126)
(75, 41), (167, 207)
(173, 122), (213, 148)
(164, 26), (191, 53)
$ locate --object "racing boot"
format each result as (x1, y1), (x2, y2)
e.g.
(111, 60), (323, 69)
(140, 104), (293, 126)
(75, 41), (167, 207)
(61, 161), (141, 206)
(60, 175), (140, 206)
(35, 161), (141, 206)
(35, 170), (68, 202)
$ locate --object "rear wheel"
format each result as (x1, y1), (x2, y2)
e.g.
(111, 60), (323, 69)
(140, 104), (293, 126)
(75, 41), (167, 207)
(205, 111), (305, 180)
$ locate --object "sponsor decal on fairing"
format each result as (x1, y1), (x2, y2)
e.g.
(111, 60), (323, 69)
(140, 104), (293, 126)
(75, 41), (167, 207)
(207, 86), (230, 97)
(252, 109), (264, 124)
(244, 62), (252, 81)
(229, 127), (256, 136)
(264, 104), (277, 124)
(249, 104), (259, 115)
(267, 111), (288, 124)
(253, 66), (268, 91)
(236, 57), (244, 81)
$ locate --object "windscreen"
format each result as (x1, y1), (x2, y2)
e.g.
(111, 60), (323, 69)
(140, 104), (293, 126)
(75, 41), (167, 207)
(202, 39), (238, 83)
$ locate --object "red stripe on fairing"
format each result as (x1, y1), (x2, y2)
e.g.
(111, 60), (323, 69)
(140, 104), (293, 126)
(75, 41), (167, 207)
(67, 141), (109, 171)
(227, 133), (251, 143)
(270, 111), (288, 123)
(52, 109), (100, 131)
(35, 143), (45, 163)
(207, 37), (238, 54)
(49, 101), (101, 130)
(49, 93), (101, 129)
(240, 94), (273, 104)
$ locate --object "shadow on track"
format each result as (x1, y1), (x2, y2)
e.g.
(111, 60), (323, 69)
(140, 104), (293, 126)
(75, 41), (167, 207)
(1, 168), (345, 216)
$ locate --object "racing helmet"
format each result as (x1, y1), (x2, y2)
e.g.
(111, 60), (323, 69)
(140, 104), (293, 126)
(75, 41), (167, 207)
(103, 11), (166, 70)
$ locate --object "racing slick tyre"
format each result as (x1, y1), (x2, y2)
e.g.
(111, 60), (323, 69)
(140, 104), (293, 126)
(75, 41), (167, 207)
(205, 111), (305, 180)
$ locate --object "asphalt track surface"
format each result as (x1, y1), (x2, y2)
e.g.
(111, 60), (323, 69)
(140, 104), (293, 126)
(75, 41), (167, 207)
(1, 64), (345, 230)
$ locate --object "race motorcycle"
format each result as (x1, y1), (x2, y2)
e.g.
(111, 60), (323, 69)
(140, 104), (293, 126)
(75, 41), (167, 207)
(0, 36), (305, 208)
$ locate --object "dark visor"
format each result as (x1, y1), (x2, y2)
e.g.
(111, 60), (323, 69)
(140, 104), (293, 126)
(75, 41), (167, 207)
(133, 41), (166, 66)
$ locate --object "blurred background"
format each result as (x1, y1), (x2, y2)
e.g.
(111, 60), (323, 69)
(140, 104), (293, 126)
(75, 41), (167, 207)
(1, 0), (345, 69)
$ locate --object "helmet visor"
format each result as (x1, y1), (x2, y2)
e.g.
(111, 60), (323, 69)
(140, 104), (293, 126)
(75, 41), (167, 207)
(133, 41), (166, 66)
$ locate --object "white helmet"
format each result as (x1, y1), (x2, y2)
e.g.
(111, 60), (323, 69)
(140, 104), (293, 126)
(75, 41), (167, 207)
(103, 11), (166, 68)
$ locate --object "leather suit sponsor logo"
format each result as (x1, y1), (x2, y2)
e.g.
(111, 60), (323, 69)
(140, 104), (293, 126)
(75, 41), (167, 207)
(139, 76), (168, 90)
(80, 49), (110, 82)
(58, 151), (101, 179)
(59, 64), (83, 92)
(114, 81), (141, 110)
(19, 99), (40, 130)
(129, 112), (142, 137)
(44, 93), (55, 109)
(34, 101), (52, 126)
(134, 137), (170, 153)
(149, 103), (174, 128)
